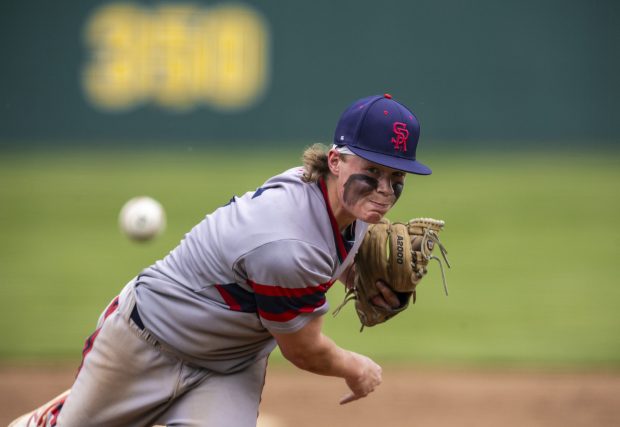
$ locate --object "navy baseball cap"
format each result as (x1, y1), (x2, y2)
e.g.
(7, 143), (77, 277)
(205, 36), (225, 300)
(333, 94), (431, 175)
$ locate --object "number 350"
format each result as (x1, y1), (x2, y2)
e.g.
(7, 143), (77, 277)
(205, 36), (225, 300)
(82, 3), (270, 112)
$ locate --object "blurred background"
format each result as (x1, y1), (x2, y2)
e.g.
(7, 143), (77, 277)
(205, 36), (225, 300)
(1, 0), (618, 145)
(0, 0), (619, 424)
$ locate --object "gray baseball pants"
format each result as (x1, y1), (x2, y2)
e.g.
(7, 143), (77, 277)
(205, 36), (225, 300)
(55, 281), (268, 427)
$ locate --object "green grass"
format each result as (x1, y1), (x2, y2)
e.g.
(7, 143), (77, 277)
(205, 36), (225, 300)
(1, 147), (619, 369)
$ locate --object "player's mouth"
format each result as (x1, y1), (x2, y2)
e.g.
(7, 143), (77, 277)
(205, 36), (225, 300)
(368, 199), (392, 211)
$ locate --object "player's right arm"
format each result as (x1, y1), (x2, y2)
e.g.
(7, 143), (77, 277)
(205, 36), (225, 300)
(272, 315), (382, 404)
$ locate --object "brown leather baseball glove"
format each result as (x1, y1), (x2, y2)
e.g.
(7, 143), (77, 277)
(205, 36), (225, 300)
(334, 218), (450, 330)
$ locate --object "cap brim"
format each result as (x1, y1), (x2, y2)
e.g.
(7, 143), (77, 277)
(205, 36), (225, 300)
(346, 146), (432, 175)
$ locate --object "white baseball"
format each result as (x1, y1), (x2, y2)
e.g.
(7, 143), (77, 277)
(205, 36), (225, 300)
(118, 196), (166, 241)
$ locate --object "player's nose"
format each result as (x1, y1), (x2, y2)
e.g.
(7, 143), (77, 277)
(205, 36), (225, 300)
(376, 175), (394, 196)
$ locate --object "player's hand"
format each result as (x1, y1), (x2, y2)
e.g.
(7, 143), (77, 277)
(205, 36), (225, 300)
(370, 281), (401, 309)
(340, 353), (383, 404)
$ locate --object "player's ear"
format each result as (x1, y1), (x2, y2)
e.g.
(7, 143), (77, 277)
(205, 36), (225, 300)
(327, 149), (341, 176)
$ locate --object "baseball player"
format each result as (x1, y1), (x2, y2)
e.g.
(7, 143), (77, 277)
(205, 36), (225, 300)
(10, 93), (433, 427)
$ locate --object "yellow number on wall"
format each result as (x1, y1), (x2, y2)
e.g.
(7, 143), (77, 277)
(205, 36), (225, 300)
(82, 2), (270, 112)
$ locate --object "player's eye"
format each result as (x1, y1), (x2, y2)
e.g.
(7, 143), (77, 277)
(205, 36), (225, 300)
(366, 167), (380, 175)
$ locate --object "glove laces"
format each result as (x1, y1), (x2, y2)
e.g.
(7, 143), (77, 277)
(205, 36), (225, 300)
(422, 228), (451, 296)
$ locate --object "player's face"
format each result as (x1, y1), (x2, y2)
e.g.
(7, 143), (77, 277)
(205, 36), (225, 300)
(335, 154), (406, 224)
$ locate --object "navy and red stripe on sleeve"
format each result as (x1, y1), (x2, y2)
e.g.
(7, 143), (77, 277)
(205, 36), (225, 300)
(249, 280), (333, 322)
(213, 280), (334, 325)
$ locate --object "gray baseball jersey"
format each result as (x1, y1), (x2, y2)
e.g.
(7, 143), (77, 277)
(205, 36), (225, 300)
(15, 167), (370, 427)
(134, 166), (368, 374)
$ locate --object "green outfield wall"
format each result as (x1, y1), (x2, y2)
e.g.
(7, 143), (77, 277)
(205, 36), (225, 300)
(0, 0), (618, 147)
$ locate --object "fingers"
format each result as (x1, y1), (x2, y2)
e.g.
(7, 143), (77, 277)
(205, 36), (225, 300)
(370, 294), (391, 309)
(339, 385), (378, 404)
(341, 353), (382, 405)
(339, 392), (358, 405)
(372, 281), (401, 309)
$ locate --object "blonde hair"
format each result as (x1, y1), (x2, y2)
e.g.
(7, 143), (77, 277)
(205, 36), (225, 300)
(301, 143), (330, 183)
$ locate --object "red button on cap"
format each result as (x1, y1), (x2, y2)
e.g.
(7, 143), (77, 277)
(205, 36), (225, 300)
(384, 93), (392, 99)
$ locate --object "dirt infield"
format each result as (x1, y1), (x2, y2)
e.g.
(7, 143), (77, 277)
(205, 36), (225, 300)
(1, 364), (619, 427)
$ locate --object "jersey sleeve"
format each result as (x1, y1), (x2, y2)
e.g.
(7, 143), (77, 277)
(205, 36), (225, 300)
(236, 240), (335, 334)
